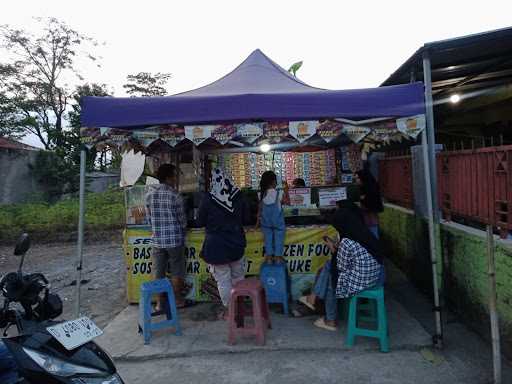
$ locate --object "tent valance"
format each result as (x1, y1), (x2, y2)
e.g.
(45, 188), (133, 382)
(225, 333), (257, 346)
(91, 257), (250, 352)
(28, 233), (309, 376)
(80, 115), (426, 150)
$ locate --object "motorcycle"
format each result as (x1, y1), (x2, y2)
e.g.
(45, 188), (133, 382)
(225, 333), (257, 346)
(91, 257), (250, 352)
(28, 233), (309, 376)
(0, 233), (125, 383)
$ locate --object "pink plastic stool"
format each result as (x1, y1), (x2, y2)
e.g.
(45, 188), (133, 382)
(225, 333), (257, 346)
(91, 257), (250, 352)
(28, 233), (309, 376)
(227, 278), (271, 345)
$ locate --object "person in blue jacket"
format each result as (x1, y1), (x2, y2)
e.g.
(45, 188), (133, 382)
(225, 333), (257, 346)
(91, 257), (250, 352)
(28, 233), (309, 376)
(197, 168), (250, 320)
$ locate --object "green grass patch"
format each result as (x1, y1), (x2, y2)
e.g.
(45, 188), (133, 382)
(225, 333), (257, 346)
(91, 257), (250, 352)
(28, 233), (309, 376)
(0, 189), (125, 243)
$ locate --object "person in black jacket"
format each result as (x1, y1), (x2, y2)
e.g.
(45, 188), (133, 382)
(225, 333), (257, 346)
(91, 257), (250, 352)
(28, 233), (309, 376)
(196, 168), (250, 319)
(355, 165), (384, 238)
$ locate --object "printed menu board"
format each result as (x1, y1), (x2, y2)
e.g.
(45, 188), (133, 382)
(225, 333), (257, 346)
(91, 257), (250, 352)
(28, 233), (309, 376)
(318, 187), (347, 207)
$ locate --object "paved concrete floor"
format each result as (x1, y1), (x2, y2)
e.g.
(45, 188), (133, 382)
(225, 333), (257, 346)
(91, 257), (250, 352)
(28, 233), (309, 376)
(116, 348), (480, 384)
(99, 261), (512, 384)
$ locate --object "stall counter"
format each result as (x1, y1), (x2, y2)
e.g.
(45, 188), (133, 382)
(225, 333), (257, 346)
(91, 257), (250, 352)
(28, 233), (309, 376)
(123, 225), (337, 303)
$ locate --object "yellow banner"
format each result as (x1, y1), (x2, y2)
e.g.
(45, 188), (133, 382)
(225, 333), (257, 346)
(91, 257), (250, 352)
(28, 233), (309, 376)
(124, 225), (337, 303)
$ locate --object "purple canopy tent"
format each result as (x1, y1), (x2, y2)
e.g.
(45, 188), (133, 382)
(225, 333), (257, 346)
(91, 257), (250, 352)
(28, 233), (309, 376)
(81, 49), (425, 128)
(77, 50), (441, 346)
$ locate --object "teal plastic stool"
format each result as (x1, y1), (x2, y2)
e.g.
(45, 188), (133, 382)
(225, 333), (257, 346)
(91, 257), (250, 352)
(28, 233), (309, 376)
(345, 286), (389, 352)
(138, 279), (182, 345)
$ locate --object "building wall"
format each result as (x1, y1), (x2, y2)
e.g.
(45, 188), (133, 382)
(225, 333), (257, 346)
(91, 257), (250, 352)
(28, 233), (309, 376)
(0, 148), (42, 204)
(380, 203), (512, 357)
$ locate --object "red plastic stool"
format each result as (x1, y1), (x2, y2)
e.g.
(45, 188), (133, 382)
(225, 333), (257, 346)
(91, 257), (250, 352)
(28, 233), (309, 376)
(227, 278), (271, 345)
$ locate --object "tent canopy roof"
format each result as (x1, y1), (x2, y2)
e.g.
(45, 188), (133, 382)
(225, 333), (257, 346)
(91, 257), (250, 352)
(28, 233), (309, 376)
(81, 49), (425, 129)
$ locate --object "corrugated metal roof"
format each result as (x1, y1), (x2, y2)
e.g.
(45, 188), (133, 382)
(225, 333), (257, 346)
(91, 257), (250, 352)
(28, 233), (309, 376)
(381, 27), (512, 97)
(0, 137), (40, 151)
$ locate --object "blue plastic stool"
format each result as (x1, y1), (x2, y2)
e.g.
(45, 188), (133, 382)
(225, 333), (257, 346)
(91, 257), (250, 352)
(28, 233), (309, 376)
(138, 279), (182, 345)
(259, 263), (289, 315)
(345, 286), (389, 352)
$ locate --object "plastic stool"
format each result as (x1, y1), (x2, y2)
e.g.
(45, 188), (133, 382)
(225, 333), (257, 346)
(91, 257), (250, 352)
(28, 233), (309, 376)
(227, 278), (271, 346)
(138, 279), (182, 345)
(346, 286), (389, 352)
(259, 263), (289, 315)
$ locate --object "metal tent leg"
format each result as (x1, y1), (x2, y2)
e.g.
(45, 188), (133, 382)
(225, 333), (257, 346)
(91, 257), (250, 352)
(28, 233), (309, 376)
(75, 148), (86, 318)
(422, 50), (443, 349)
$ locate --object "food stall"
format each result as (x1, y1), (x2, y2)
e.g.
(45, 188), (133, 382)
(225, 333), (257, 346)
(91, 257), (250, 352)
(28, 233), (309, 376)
(79, 49), (428, 304)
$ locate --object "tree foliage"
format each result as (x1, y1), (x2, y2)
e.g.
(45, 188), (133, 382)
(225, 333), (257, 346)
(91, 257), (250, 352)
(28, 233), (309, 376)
(288, 61), (303, 77)
(0, 17), (99, 149)
(68, 83), (111, 171)
(123, 72), (171, 97)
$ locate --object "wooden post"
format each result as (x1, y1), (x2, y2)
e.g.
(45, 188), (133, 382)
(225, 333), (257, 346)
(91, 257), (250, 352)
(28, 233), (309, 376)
(487, 224), (501, 384)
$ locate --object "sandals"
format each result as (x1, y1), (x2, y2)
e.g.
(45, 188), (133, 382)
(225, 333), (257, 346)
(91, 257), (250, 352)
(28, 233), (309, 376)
(298, 295), (316, 311)
(313, 317), (337, 332)
(152, 299), (196, 316)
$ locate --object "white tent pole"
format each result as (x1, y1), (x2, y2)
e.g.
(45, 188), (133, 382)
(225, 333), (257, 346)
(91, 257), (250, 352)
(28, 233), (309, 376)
(422, 50), (440, 221)
(421, 128), (443, 348)
(421, 51), (444, 348)
(75, 148), (86, 318)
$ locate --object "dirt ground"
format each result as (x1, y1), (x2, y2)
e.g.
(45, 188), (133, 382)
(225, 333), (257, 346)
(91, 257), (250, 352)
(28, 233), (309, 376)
(0, 239), (126, 328)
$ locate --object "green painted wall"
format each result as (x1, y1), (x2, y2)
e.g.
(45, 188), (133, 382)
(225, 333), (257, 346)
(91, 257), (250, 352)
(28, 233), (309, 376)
(380, 204), (512, 357)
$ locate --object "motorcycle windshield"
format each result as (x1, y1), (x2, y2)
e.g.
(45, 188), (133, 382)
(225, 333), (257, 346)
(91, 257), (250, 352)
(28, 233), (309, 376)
(10, 331), (115, 375)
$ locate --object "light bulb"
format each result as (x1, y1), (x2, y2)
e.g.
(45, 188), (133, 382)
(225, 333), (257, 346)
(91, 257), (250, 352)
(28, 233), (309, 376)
(450, 94), (461, 104)
(260, 143), (271, 153)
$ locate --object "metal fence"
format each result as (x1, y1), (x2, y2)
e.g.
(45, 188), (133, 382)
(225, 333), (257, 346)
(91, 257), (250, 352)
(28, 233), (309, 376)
(379, 155), (414, 209)
(379, 145), (512, 237)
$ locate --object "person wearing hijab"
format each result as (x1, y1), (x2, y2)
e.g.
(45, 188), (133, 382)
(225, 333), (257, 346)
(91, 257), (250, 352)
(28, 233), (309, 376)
(299, 198), (384, 331)
(355, 165), (384, 238)
(196, 168), (250, 319)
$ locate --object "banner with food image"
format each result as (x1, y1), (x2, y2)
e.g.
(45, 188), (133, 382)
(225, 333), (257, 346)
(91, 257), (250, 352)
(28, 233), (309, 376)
(234, 123), (264, 144)
(263, 121), (289, 142)
(212, 124), (236, 145)
(396, 114), (426, 139)
(317, 120), (344, 143)
(159, 124), (185, 147)
(124, 225), (337, 303)
(185, 125), (215, 146)
(289, 121), (318, 143)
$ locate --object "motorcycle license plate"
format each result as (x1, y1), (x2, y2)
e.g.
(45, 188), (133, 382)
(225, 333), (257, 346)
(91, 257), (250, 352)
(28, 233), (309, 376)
(47, 317), (103, 350)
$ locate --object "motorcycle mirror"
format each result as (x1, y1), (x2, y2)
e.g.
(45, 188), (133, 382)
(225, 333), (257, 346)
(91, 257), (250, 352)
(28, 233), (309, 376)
(14, 233), (30, 256)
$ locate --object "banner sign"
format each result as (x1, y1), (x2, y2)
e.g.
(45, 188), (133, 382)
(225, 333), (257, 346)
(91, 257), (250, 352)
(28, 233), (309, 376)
(264, 121), (289, 142)
(289, 121), (318, 143)
(159, 125), (185, 147)
(396, 114), (426, 139)
(317, 120), (343, 143)
(289, 188), (312, 207)
(234, 123), (264, 144)
(133, 128), (160, 147)
(81, 116), (423, 149)
(80, 127), (101, 148)
(318, 187), (347, 207)
(103, 128), (132, 147)
(124, 225), (337, 303)
(212, 124), (236, 145)
(342, 125), (371, 143)
(184, 125), (215, 146)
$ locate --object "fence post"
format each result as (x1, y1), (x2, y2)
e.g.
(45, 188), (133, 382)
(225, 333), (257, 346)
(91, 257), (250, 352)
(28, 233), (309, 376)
(486, 224), (502, 384)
